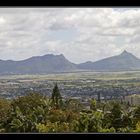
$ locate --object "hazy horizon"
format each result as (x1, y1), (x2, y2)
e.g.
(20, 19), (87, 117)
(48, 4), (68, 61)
(0, 8), (140, 63)
(0, 50), (136, 65)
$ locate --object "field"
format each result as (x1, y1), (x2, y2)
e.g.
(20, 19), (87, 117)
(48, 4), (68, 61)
(0, 70), (140, 80)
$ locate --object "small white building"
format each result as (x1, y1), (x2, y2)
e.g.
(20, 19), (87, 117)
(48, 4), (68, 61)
(124, 94), (140, 106)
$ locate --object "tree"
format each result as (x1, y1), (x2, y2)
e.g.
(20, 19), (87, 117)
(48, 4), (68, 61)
(96, 102), (106, 113)
(5, 93), (51, 132)
(11, 92), (50, 115)
(109, 102), (123, 130)
(65, 99), (83, 112)
(90, 99), (97, 111)
(0, 98), (12, 132)
(133, 106), (140, 123)
(51, 83), (62, 108)
(0, 98), (11, 124)
(73, 111), (104, 132)
(97, 92), (101, 102)
(132, 121), (140, 132)
(36, 121), (72, 133)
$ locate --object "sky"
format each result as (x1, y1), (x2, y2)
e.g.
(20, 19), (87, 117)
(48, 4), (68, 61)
(0, 8), (140, 63)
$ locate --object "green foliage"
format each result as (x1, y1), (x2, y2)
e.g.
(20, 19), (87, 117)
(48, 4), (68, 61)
(11, 93), (50, 115)
(5, 93), (51, 132)
(1, 86), (140, 133)
(132, 121), (140, 132)
(121, 110), (133, 129)
(104, 101), (118, 111)
(10, 119), (24, 130)
(99, 127), (116, 132)
(102, 112), (112, 128)
(0, 98), (12, 132)
(36, 121), (72, 133)
(73, 111), (104, 132)
(0, 98), (11, 124)
(90, 99), (97, 111)
(96, 102), (106, 113)
(48, 109), (78, 123)
(117, 127), (133, 132)
(65, 99), (83, 112)
(6, 106), (37, 132)
(133, 106), (140, 123)
(109, 102), (123, 129)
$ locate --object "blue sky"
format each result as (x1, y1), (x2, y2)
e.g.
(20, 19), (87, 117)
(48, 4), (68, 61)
(0, 8), (139, 63)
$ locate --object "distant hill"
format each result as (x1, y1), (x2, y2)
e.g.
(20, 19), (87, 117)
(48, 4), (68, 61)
(0, 50), (140, 74)
(78, 50), (140, 71)
(0, 54), (77, 74)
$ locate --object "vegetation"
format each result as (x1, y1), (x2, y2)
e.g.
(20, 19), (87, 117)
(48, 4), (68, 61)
(1, 83), (140, 133)
(51, 83), (62, 109)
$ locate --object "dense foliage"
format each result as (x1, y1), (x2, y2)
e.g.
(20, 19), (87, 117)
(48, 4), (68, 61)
(0, 83), (140, 133)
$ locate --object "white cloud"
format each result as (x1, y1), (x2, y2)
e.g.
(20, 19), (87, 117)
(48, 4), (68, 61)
(0, 8), (140, 63)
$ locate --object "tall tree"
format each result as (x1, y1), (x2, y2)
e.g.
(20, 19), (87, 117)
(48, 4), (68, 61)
(97, 92), (101, 102)
(51, 83), (62, 108)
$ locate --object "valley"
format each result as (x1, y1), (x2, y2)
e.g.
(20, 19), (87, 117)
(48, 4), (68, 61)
(1, 71), (140, 104)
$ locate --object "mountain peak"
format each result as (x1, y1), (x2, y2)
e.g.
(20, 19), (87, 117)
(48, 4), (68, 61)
(58, 54), (65, 57)
(121, 50), (129, 55)
(78, 50), (140, 71)
(120, 50), (133, 57)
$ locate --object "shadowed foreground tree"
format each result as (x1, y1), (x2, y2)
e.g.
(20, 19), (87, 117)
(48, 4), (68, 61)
(0, 98), (11, 124)
(110, 102), (123, 130)
(0, 98), (12, 132)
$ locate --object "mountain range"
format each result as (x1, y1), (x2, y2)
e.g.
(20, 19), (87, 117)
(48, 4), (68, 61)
(78, 50), (140, 71)
(0, 50), (140, 74)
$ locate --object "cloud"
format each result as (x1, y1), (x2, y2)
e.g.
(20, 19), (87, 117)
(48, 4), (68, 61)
(0, 8), (140, 63)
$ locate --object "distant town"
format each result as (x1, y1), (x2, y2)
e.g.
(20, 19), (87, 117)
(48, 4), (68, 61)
(1, 71), (140, 109)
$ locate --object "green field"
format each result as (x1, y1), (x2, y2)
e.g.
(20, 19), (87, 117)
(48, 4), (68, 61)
(1, 71), (140, 80)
